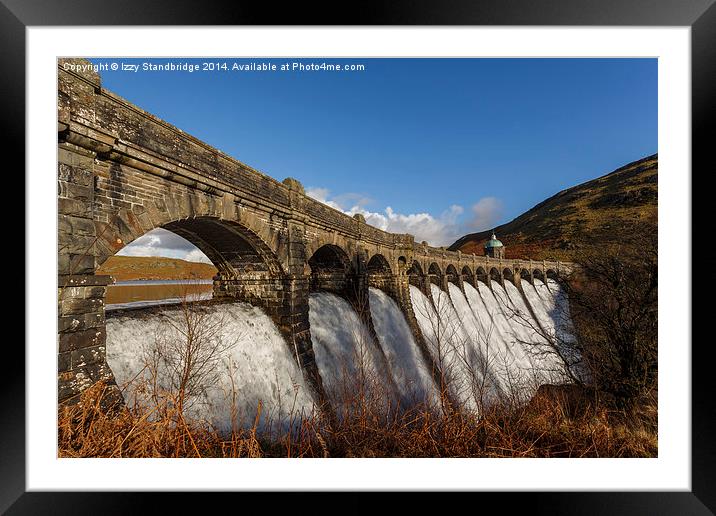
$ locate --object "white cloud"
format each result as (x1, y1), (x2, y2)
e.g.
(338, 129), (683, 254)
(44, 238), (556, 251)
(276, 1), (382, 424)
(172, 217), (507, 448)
(183, 248), (213, 264)
(349, 205), (464, 246)
(306, 187), (343, 211)
(117, 227), (212, 263)
(467, 197), (504, 232)
(307, 186), (470, 247)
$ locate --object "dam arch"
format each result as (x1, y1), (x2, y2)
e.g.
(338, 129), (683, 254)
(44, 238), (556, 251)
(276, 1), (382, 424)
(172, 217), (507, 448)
(307, 244), (354, 294)
(428, 262), (443, 289)
(503, 267), (515, 285)
(445, 264), (460, 288)
(461, 266), (476, 288)
(366, 253), (396, 299)
(476, 266), (488, 286)
(366, 253), (391, 274)
(489, 267), (502, 287)
(520, 268), (532, 285)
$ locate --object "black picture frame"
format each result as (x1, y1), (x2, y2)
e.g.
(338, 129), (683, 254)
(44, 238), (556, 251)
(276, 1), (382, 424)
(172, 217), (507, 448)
(7, 0), (714, 513)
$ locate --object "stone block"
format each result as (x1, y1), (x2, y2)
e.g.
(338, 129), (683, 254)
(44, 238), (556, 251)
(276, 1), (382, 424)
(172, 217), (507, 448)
(59, 297), (103, 317)
(58, 327), (106, 353)
(58, 163), (93, 187)
(58, 375), (80, 402)
(58, 311), (104, 333)
(58, 352), (71, 372)
(58, 315), (82, 334)
(83, 311), (105, 329)
(85, 286), (106, 299)
(58, 146), (95, 169)
(58, 197), (92, 218)
(57, 368), (93, 402)
(71, 345), (105, 368)
(59, 182), (93, 202)
(58, 232), (96, 256)
(58, 286), (84, 301)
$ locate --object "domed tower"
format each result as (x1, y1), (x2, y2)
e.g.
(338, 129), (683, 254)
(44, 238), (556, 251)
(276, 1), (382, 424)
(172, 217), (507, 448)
(484, 231), (505, 259)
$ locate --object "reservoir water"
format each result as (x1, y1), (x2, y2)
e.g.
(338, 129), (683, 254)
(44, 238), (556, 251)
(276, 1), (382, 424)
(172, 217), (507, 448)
(106, 279), (213, 310)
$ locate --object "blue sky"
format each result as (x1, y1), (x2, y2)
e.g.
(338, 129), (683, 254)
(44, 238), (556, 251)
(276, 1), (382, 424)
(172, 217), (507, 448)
(89, 58), (657, 259)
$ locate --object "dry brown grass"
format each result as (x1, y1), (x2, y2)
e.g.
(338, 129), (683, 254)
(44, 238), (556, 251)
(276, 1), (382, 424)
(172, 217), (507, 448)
(58, 382), (263, 458)
(58, 380), (657, 458)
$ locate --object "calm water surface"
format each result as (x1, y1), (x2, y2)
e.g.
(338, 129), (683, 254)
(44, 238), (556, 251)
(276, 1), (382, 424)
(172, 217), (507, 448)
(106, 280), (213, 310)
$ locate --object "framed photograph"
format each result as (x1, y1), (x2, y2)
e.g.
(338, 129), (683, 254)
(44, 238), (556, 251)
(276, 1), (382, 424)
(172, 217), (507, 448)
(9, 0), (714, 512)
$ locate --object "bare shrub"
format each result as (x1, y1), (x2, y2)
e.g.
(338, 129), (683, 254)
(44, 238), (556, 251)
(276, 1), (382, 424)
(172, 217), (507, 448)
(568, 231), (657, 412)
(139, 294), (239, 424)
(499, 283), (585, 387)
(500, 230), (657, 414)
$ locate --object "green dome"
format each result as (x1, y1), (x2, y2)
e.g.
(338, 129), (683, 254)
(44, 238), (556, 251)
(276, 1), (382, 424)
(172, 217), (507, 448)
(484, 232), (503, 248)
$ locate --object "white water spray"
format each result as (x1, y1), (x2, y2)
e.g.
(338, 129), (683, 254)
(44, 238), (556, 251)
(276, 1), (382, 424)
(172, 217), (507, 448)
(368, 287), (439, 407)
(105, 277), (579, 428)
(106, 302), (317, 434)
(308, 292), (386, 409)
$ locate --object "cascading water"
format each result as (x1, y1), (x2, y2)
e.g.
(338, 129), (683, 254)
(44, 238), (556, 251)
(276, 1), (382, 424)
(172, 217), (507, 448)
(368, 287), (439, 407)
(544, 278), (582, 380)
(447, 282), (504, 404)
(524, 278), (584, 381)
(409, 278), (577, 410)
(503, 280), (563, 385)
(105, 275), (579, 429)
(545, 278), (576, 345)
(487, 283), (543, 397)
(410, 284), (455, 405)
(477, 283), (533, 377)
(408, 283), (482, 411)
(492, 282), (536, 364)
(533, 279), (573, 349)
(534, 278), (558, 322)
(523, 280), (555, 338)
(462, 282), (512, 396)
(105, 301), (317, 435)
(308, 292), (386, 410)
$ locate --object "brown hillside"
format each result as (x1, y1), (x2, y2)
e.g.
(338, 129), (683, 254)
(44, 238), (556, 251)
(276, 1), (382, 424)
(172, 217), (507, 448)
(97, 255), (218, 282)
(449, 154), (657, 261)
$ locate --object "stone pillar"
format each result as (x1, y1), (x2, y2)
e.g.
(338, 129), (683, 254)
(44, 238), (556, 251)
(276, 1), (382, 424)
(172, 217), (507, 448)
(58, 275), (122, 407)
(421, 272), (435, 302)
(283, 222), (327, 407)
(58, 67), (122, 407)
(213, 269), (328, 409)
(394, 268), (446, 405)
(436, 273), (449, 294)
(276, 276), (317, 374)
(345, 251), (371, 323)
(512, 269), (522, 289)
(395, 272), (429, 354)
(461, 270), (476, 291)
(344, 249), (397, 393)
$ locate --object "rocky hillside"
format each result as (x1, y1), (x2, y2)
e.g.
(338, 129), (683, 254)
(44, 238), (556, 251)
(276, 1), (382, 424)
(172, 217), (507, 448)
(449, 154), (657, 261)
(97, 255), (218, 281)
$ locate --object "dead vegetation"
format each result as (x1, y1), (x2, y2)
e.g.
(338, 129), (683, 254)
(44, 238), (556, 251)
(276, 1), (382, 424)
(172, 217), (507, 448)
(58, 376), (656, 458)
